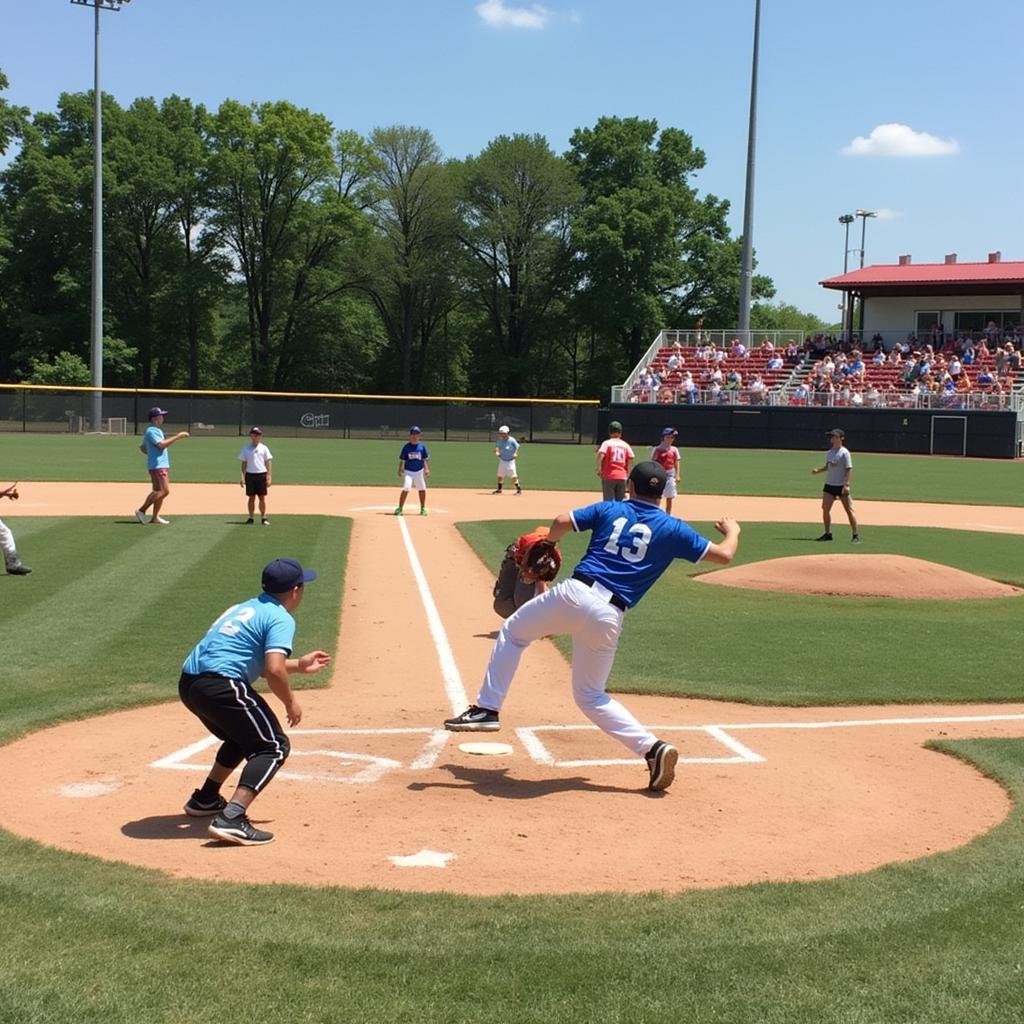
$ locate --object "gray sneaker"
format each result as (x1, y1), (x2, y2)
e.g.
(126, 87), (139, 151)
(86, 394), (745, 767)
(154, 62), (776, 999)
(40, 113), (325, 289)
(208, 812), (274, 845)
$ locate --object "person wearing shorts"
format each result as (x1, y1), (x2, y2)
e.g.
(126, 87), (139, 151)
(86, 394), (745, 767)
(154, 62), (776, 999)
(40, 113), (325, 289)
(811, 427), (860, 543)
(492, 425), (522, 495)
(596, 421), (635, 501)
(135, 407), (189, 525)
(239, 426), (273, 525)
(0, 482), (31, 574)
(650, 427), (682, 515)
(395, 426), (430, 516)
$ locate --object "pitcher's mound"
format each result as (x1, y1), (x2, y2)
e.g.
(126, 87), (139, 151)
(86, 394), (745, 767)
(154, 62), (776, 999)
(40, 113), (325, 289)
(695, 554), (1022, 600)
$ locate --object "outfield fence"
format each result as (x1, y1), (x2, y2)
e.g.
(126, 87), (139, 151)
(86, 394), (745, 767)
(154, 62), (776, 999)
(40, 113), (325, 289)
(0, 385), (599, 444)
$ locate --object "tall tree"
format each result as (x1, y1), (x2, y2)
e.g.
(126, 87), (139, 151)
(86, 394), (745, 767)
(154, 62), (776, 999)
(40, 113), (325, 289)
(454, 134), (578, 396)
(0, 68), (28, 157)
(360, 125), (458, 394)
(206, 100), (366, 389)
(568, 116), (772, 369)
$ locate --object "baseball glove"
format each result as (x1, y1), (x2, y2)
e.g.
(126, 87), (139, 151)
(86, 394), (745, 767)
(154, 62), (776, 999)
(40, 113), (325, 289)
(518, 537), (561, 583)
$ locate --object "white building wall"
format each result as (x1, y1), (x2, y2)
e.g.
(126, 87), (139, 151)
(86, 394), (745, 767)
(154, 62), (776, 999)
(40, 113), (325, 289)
(862, 294), (1023, 341)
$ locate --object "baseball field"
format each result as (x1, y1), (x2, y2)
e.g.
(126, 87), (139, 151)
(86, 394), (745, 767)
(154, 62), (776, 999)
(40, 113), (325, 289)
(1, 434), (1023, 1023)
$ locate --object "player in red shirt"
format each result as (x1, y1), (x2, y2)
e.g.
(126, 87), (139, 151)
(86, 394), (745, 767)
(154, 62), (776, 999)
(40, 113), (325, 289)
(595, 421), (635, 501)
(650, 427), (681, 515)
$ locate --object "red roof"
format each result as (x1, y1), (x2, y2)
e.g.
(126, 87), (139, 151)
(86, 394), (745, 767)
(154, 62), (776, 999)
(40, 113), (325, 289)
(821, 260), (1024, 289)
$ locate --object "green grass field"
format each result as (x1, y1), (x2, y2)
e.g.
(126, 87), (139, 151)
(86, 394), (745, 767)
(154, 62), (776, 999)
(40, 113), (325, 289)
(2, 448), (1024, 1022)
(1, 432), (1022, 504)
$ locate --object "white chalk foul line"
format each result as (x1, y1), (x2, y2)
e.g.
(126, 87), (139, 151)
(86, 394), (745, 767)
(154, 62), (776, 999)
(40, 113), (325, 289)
(396, 515), (469, 716)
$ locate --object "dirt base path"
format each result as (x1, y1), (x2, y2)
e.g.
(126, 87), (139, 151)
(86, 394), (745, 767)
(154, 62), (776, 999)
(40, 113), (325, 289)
(1, 484), (1023, 895)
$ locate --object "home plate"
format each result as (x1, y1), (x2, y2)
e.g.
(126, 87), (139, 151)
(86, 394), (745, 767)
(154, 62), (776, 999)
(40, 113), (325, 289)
(459, 741), (514, 756)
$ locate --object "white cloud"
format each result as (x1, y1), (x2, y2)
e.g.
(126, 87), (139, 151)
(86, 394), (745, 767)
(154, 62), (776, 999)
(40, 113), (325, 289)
(476, 0), (551, 30)
(842, 123), (959, 158)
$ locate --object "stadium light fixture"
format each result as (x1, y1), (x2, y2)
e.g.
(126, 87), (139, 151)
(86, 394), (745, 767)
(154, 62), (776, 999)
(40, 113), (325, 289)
(70, 0), (133, 432)
(838, 214), (855, 340)
(854, 210), (877, 269)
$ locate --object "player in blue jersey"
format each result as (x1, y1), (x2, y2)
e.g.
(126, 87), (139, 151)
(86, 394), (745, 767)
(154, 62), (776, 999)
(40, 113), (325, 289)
(492, 425), (522, 495)
(445, 461), (740, 791)
(178, 558), (331, 845)
(394, 426), (430, 516)
(135, 406), (189, 525)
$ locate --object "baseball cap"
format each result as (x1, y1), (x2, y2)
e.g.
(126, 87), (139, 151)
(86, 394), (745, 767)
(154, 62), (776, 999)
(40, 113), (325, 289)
(629, 460), (667, 497)
(608, 420), (623, 432)
(828, 427), (845, 438)
(409, 425), (421, 434)
(261, 558), (317, 594)
(498, 424), (510, 434)
(148, 406), (168, 419)
(249, 426), (263, 435)
(662, 427), (677, 436)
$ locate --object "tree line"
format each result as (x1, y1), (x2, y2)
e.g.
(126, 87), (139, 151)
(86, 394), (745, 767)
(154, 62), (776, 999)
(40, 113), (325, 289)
(0, 70), (824, 398)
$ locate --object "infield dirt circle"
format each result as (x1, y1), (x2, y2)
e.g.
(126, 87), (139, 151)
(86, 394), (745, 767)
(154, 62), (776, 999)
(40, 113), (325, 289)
(1, 483), (1023, 895)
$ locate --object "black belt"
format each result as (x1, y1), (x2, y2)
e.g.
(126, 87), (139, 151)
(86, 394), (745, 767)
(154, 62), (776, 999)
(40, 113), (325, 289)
(572, 572), (627, 611)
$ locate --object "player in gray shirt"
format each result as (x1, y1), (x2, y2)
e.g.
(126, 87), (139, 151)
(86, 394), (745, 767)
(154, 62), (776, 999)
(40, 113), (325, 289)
(810, 428), (860, 543)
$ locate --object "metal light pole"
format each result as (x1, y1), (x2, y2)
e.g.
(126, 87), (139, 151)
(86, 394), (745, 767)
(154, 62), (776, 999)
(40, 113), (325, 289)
(855, 209), (877, 269)
(838, 214), (854, 341)
(853, 209), (876, 340)
(737, 0), (761, 340)
(71, 0), (131, 432)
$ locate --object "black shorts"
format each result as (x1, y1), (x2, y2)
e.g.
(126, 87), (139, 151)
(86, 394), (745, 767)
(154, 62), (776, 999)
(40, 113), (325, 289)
(823, 484), (848, 498)
(245, 472), (268, 496)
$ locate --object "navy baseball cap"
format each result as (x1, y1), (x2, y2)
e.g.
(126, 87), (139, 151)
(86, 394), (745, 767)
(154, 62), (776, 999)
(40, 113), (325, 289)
(662, 427), (677, 436)
(829, 427), (845, 438)
(249, 426), (263, 435)
(409, 425), (421, 434)
(629, 460), (667, 497)
(261, 558), (317, 593)
(148, 406), (168, 419)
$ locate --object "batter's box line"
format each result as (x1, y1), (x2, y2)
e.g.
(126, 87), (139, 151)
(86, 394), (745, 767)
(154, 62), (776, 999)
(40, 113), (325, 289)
(149, 727), (450, 784)
(514, 724), (764, 768)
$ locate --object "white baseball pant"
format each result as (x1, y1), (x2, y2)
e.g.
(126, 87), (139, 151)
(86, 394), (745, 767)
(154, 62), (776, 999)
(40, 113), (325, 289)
(476, 577), (657, 755)
(0, 518), (19, 568)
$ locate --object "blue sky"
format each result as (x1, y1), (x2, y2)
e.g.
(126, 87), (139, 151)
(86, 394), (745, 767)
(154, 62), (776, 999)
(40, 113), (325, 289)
(4, 0), (1022, 321)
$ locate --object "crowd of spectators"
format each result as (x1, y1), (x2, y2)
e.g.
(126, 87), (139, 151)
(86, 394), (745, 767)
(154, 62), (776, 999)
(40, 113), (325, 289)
(623, 326), (1023, 409)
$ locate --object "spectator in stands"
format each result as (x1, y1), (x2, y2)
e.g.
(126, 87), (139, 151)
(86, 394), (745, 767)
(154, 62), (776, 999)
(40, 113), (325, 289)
(871, 348), (885, 366)
(984, 320), (1000, 344)
(864, 384), (880, 407)
(820, 354), (836, 379)
(791, 381), (810, 405)
(850, 388), (864, 407)
(837, 383), (852, 406)
(708, 380), (722, 402)
(748, 374), (767, 404)
(947, 355), (962, 379)
(886, 347), (902, 367)
(760, 337), (775, 353)
(681, 373), (698, 404)
(694, 316), (704, 341)
(870, 332), (884, 351)
(725, 369), (743, 391)
(1008, 346), (1022, 372)
(976, 338), (991, 362)
(666, 350), (683, 371)
(671, 337), (684, 352)
(766, 353), (784, 371)
(902, 355), (919, 384)
(712, 346), (726, 363)
(961, 341), (975, 365)
(729, 338), (747, 359)
(785, 340), (801, 362)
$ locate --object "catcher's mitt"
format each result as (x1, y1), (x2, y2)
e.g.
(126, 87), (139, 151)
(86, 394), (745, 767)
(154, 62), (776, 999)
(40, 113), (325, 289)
(518, 537), (561, 583)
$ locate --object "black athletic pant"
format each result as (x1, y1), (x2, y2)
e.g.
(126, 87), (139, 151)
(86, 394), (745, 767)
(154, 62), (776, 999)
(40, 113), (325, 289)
(178, 672), (290, 794)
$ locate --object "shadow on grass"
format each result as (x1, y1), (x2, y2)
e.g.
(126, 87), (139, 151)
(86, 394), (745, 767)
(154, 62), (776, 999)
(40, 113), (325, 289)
(407, 762), (660, 799)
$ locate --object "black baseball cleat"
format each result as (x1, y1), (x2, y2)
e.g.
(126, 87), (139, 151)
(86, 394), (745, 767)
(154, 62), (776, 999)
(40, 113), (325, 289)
(183, 790), (227, 817)
(491, 488), (503, 494)
(261, 518), (270, 526)
(6, 562), (31, 575)
(646, 740), (678, 792)
(444, 705), (500, 732)
(815, 533), (833, 542)
(208, 812), (274, 845)
(852, 534), (861, 544)
(245, 517), (254, 525)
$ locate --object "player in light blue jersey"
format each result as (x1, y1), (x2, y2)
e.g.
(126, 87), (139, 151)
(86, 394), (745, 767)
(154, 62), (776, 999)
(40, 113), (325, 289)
(446, 461), (740, 791)
(492, 425), (522, 495)
(134, 406), (189, 525)
(178, 558), (331, 845)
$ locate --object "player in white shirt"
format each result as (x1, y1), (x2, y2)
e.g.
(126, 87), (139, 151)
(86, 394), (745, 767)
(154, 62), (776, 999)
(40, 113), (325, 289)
(239, 426), (273, 525)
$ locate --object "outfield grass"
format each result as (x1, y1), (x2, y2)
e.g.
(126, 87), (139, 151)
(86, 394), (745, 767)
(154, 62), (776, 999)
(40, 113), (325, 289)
(1, 432), (1022, 504)
(458, 520), (1024, 704)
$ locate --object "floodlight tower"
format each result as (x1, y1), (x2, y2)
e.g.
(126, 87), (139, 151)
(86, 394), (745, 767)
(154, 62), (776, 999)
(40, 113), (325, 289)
(838, 214), (854, 340)
(737, 0), (761, 340)
(70, 0), (132, 432)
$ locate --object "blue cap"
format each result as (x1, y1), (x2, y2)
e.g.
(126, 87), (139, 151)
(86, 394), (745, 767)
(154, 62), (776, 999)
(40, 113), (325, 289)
(261, 558), (317, 593)
(662, 427), (677, 436)
(148, 406), (168, 419)
(409, 425), (421, 433)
